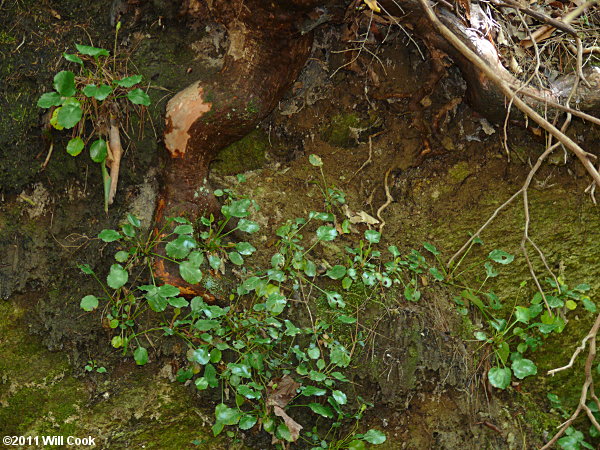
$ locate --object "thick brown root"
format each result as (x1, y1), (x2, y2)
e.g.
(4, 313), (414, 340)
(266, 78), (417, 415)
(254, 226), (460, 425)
(152, 1), (314, 297)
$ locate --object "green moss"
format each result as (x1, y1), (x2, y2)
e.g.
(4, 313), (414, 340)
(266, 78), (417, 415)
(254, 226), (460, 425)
(448, 161), (472, 184)
(321, 113), (365, 148)
(212, 130), (269, 176)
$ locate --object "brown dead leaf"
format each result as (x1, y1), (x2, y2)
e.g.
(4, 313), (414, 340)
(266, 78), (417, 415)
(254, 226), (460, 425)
(266, 376), (303, 443)
(342, 204), (379, 225)
(267, 375), (300, 409)
(272, 405), (303, 443)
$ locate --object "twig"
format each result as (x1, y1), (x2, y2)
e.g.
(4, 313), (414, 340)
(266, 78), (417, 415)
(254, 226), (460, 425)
(376, 166), (394, 233)
(491, 0), (578, 37)
(447, 189), (522, 268)
(541, 310), (600, 449)
(347, 134), (379, 184)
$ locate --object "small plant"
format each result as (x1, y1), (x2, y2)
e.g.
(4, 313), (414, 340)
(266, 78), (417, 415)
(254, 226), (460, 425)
(77, 155), (597, 447)
(37, 22), (150, 211)
(84, 360), (107, 373)
(547, 393), (596, 449)
(309, 154), (346, 212)
(443, 240), (597, 391)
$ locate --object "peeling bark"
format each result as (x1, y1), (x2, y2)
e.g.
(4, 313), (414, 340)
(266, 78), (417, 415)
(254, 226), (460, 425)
(153, 0), (316, 296)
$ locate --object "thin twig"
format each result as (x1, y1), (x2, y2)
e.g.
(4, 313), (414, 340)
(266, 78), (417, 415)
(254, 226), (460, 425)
(377, 167), (394, 233)
(541, 310), (600, 449)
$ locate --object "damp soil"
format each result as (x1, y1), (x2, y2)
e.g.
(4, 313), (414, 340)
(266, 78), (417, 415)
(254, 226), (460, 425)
(2, 0), (600, 448)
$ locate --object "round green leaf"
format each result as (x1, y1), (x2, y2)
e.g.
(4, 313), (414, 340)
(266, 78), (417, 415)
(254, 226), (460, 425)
(429, 267), (445, 281)
(363, 429), (386, 444)
(316, 225), (338, 242)
(423, 242), (440, 255)
(512, 358), (537, 379)
(116, 74), (142, 87)
(57, 103), (82, 129)
(107, 264), (128, 289)
(82, 84), (113, 100)
(331, 390), (347, 405)
(37, 92), (63, 108)
(307, 345), (320, 359)
(239, 414), (257, 430)
(174, 224), (194, 234)
(80, 295), (99, 311)
(53, 70), (76, 96)
(115, 251), (129, 262)
(224, 199), (251, 218)
(168, 297), (189, 308)
(190, 347), (210, 365)
(307, 403), (333, 418)
(308, 154), (323, 167)
(127, 214), (141, 227)
(488, 367), (512, 389)
(336, 314), (356, 324)
(215, 403), (241, 426)
(301, 386), (327, 396)
(277, 423), (293, 442)
(235, 242), (256, 256)
(98, 229), (122, 242)
(348, 440), (367, 450)
(271, 253), (285, 268)
(326, 265), (346, 280)
(330, 343), (350, 367)
(187, 251), (205, 267)
(179, 261), (203, 284)
(304, 260), (317, 277)
(89, 139), (108, 163)
(195, 377), (209, 390)
(126, 88), (151, 106)
(111, 335), (123, 348)
(158, 284), (180, 298)
(66, 137), (85, 156)
(208, 254), (221, 271)
(488, 249), (514, 265)
(75, 43), (109, 57)
(238, 218), (259, 233)
(228, 251), (244, 266)
(266, 293), (287, 315)
(134, 346), (148, 365)
(166, 235), (197, 259)
(364, 229), (381, 243)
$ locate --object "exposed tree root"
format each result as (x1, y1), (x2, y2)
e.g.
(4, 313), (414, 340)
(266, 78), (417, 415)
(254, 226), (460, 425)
(152, 1), (315, 296)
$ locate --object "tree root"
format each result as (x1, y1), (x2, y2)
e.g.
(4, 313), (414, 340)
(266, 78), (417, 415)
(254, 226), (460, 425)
(152, 1), (315, 297)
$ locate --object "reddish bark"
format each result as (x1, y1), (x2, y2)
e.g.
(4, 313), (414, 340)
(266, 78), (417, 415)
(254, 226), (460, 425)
(153, 0), (316, 297)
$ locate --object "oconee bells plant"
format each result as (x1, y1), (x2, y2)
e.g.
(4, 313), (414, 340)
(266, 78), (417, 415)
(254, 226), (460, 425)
(37, 26), (150, 211)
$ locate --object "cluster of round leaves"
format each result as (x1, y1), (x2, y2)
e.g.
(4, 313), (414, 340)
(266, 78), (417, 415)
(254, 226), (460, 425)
(37, 44), (150, 162)
(452, 248), (597, 390)
(78, 205), (390, 447)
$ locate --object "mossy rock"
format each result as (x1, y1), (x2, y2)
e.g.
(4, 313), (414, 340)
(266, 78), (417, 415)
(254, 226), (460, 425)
(212, 130), (269, 175)
(320, 113), (367, 148)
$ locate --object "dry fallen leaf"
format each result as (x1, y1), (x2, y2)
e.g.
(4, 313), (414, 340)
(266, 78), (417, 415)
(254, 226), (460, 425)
(342, 205), (379, 226)
(266, 376), (303, 443)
